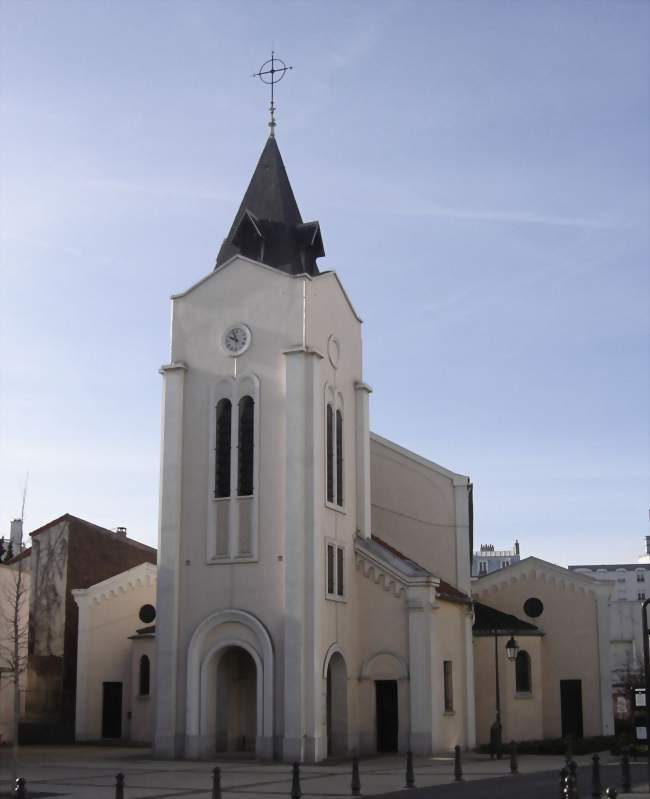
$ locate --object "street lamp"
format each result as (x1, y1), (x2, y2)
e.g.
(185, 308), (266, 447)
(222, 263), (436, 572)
(492, 632), (520, 760)
(506, 637), (520, 661)
(641, 598), (650, 789)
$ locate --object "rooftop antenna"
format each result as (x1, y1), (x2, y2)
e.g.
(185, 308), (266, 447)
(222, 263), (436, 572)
(252, 51), (293, 138)
(20, 471), (29, 524)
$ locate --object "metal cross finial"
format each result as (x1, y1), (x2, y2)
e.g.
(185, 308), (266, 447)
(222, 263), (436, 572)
(252, 51), (293, 137)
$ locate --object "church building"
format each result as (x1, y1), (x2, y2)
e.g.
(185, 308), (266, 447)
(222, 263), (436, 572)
(153, 130), (476, 763)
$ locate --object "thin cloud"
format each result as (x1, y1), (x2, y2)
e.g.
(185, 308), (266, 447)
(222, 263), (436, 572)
(401, 204), (628, 229)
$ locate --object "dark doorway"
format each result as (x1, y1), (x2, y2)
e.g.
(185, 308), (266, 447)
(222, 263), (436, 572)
(215, 647), (257, 753)
(376, 680), (398, 752)
(326, 652), (348, 756)
(102, 682), (123, 739)
(560, 679), (583, 739)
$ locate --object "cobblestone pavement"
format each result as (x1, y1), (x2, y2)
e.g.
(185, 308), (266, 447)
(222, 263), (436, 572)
(0, 746), (647, 798)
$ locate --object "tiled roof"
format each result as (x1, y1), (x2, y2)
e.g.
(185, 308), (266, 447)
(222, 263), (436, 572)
(473, 601), (542, 634)
(370, 535), (472, 604)
(28, 513), (156, 555)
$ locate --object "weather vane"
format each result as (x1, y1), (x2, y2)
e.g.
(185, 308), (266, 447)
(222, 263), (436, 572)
(252, 51), (293, 138)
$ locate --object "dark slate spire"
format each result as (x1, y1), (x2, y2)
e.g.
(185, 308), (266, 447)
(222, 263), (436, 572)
(216, 137), (324, 276)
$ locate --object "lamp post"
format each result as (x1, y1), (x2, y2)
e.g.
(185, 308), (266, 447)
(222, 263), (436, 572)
(641, 598), (650, 790)
(492, 631), (519, 760)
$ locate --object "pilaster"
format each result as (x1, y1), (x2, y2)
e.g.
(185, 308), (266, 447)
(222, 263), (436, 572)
(154, 361), (187, 758)
(463, 606), (477, 748)
(283, 347), (323, 762)
(354, 382), (372, 539)
(453, 479), (472, 594)
(595, 589), (615, 734)
(406, 584), (439, 754)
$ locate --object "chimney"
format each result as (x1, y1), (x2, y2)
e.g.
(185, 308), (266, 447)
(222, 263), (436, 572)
(115, 526), (127, 538)
(10, 519), (23, 550)
(515, 539), (520, 556)
(645, 535), (650, 556)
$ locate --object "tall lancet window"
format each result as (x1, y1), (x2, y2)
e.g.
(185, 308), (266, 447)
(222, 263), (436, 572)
(215, 398), (232, 498)
(139, 654), (151, 696)
(336, 409), (344, 507)
(326, 404), (334, 503)
(238, 396), (255, 496)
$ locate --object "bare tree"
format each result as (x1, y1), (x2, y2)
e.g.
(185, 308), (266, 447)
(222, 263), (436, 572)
(0, 556), (30, 784)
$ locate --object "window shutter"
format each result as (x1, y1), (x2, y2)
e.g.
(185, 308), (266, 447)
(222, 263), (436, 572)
(336, 409), (343, 506)
(336, 546), (344, 596)
(326, 404), (334, 503)
(327, 544), (335, 594)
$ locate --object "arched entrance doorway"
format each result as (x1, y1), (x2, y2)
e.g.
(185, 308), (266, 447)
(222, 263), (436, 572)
(185, 609), (274, 760)
(326, 651), (348, 756)
(215, 646), (257, 753)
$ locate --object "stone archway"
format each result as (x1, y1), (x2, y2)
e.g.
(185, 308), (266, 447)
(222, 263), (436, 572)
(185, 609), (274, 759)
(326, 651), (348, 757)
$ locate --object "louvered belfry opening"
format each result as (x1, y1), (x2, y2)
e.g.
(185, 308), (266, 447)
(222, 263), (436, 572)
(238, 396), (254, 496)
(215, 398), (232, 498)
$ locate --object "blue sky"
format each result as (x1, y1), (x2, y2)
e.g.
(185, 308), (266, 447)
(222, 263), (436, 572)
(1, 0), (648, 565)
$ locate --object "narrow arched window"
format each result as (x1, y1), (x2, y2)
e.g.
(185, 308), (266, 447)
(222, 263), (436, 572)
(215, 398), (232, 498)
(139, 655), (150, 696)
(515, 650), (531, 693)
(336, 409), (343, 507)
(238, 396), (254, 496)
(326, 404), (334, 503)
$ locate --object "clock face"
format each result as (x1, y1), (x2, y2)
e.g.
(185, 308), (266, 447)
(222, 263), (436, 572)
(222, 324), (251, 356)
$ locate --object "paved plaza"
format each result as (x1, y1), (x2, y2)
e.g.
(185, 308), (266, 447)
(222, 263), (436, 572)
(0, 746), (647, 798)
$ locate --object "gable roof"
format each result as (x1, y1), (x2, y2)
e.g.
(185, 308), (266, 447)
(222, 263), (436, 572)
(473, 601), (542, 636)
(2, 546), (31, 565)
(215, 136), (324, 276)
(28, 513), (156, 556)
(474, 555), (613, 593)
(369, 432), (470, 484)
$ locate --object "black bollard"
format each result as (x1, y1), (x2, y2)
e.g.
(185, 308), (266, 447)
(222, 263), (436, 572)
(604, 789), (617, 799)
(621, 746), (631, 793)
(14, 778), (26, 798)
(351, 757), (361, 796)
(454, 745), (463, 782)
(591, 753), (601, 799)
(405, 750), (415, 788)
(212, 766), (222, 799)
(565, 736), (573, 765)
(509, 740), (518, 774)
(560, 767), (569, 799)
(115, 772), (125, 799)
(566, 772), (579, 799)
(291, 762), (302, 799)
(568, 759), (580, 797)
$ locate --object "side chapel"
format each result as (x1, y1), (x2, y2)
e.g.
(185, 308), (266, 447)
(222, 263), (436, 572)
(153, 131), (476, 763)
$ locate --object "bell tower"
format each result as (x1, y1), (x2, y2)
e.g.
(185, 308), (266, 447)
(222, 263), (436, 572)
(154, 125), (370, 762)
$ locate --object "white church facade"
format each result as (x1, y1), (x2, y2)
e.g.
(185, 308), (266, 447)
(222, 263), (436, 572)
(152, 134), (476, 763)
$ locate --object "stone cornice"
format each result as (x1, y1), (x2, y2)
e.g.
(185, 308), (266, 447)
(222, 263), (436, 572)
(72, 562), (157, 608)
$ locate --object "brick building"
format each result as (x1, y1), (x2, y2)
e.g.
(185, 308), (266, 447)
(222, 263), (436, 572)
(4, 513), (156, 742)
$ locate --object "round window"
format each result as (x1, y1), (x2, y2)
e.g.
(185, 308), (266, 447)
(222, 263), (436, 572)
(139, 604), (156, 624)
(523, 597), (544, 618)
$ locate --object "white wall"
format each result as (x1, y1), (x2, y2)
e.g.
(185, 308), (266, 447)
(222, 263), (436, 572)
(73, 563), (156, 741)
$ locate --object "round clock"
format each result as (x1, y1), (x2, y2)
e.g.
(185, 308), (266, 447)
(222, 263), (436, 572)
(222, 324), (251, 356)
